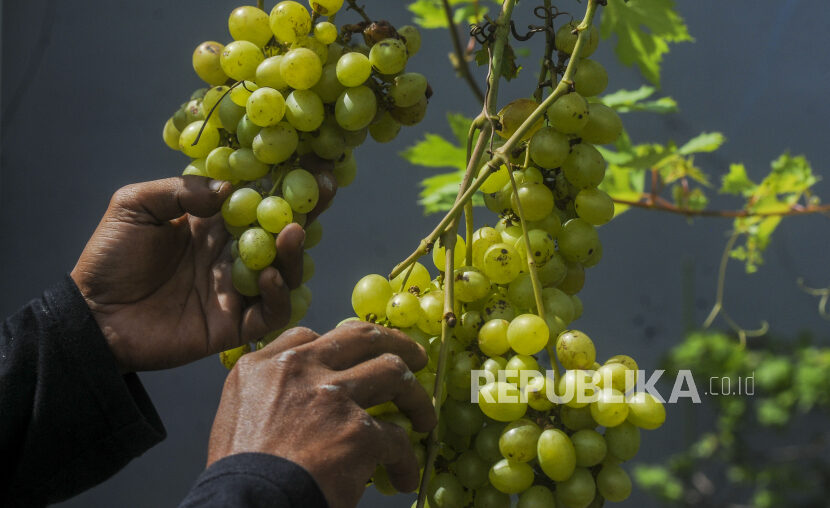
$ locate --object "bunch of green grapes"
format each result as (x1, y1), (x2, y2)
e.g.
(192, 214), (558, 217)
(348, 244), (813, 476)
(160, 0), (430, 367)
(345, 21), (665, 508)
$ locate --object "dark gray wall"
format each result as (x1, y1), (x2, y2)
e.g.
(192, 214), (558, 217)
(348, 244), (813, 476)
(1, 1), (827, 507)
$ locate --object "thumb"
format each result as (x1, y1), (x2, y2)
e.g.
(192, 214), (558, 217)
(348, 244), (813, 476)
(111, 176), (232, 223)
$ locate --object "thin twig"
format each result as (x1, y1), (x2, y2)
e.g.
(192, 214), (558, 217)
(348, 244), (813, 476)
(507, 170), (546, 320)
(345, 0), (371, 23)
(614, 197), (830, 219)
(257, 0), (264, 10)
(441, 0), (485, 104)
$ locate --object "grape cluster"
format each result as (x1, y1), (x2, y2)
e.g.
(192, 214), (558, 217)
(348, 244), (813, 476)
(161, 1), (429, 361)
(347, 23), (665, 508)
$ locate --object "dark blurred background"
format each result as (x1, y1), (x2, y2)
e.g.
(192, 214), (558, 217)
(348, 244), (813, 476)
(1, 0), (827, 506)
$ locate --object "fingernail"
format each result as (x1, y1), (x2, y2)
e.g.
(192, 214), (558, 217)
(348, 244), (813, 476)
(209, 179), (227, 193)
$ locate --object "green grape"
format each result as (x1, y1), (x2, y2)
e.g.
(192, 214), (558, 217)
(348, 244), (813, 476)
(390, 261), (431, 293)
(428, 472), (465, 508)
(581, 103), (623, 145)
(282, 169), (319, 213)
(558, 218), (600, 263)
(232, 257), (261, 297)
(626, 392), (666, 429)
(481, 356), (507, 380)
(417, 292), (443, 335)
(454, 266), (490, 303)
(369, 38), (408, 75)
(480, 165), (510, 194)
(335, 86), (377, 131)
(488, 459), (534, 494)
(444, 399), (485, 436)
(229, 6), (272, 47)
(559, 369), (597, 409)
(230, 81), (258, 107)
(183, 158), (207, 177)
(303, 220), (322, 249)
(456, 310), (484, 345)
(558, 261), (586, 295)
(179, 121), (220, 159)
(571, 295), (584, 320)
(218, 96), (246, 133)
(507, 273), (534, 310)
(336, 52), (372, 87)
(308, 0), (343, 15)
(293, 35), (329, 64)
(525, 373), (556, 411)
(236, 115), (262, 148)
(529, 127), (570, 169)
(369, 111), (401, 143)
(575, 187), (615, 225)
(184, 99), (205, 124)
(193, 41), (229, 86)
(205, 147), (235, 181)
(270, 1), (312, 44)
(604, 421), (640, 461)
(507, 314), (549, 355)
(386, 292), (422, 328)
(542, 287), (576, 323)
(256, 56), (288, 89)
(556, 330), (597, 370)
(163, 118), (181, 150)
(475, 422), (507, 463)
(523, 229), (556, 266)
(300, 254), (315, 284)
(515, 167), (544, 185)
(478, 318), (510, 357)
(309, 120), (346, 160)
(226, 223), (249, 239)
(558, 467), (596, 508)
(389, 72), (428, 108)
(562, 405), (597, 431)
(279, 48), (322, 90)
(547, 92), (589, 134)
(511, 182), (555, 221)
(590, 388), (629, 427)
(555, 21), (599, 57)
(455, 450), (489, 490)
(172, 105), (189, 131)
(230, 148), (270, 181)
(538, 428), (576, 482)
(597, 464), (632, 502)
(482, 292), (517, 322)
(352, 274), (392, 320)
(605, 354), (638, 372)
(593, 363), (635, 393)
(289, 285), (312, 323)
(498, 418), (541, 462)
(313, 21), (338, 44)
(325, 41), (344, 65)
(472, 227), (503, 269)
(572, 429), (607, 467)
(253, 122), (299, 164)
(342, 127), (367, 147)
(504, 354), (539, 387)
(245, 87), (286, 127)
(431, 234), (466, 272)
(239, 228), (277, 270)
(574, 58), (609, 97)
(517, 485), (556, 508)
(311, 64), (345, 103)
(474, 484), (511, 508)
(190, 88), (210, 100)
(371, 464), (396, 496)
(220, 40), (265, 81)
(538, 252), (568, 287)
(390, 95), (428, 126)
(257, 196), (293, 234)
(285, 90), (325, 131)
(332, 151), (357, 187)
(481, 243), (522, 284)
(398, 25), (422, 56)
(478, 382), (527, 422)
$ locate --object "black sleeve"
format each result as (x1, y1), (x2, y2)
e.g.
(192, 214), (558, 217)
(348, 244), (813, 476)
(0, 275), (166, 507)
(179, 453), (328, 508)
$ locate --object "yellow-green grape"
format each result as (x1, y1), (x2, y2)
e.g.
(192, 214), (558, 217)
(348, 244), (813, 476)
(220, 40), (265, 81)
(558, 369), (597, 409)
(335, 86), (377, 131)
(289, 285), (312, 323)
(488, 459), (534, 494)
(537, 428), (576, 482)
(538, 252), (568, 287)
(371, 465), (397, 496)
(495, 97), (544, 141)
(547, 92), (589, 134)
(575, 187), (615, 225)
(556, 330), (596, 369)
(503, 356), (540, 388)
(480, 165), (510, 194)
(239, 228), (277, 270)
(604, 421), (640, 461)
(308, 0), (343, 15)
(163, 118), (181, 150)
(229, 83), (257, 109)
(529, 127), (570, 169)
(511, 182), (555, 221)
(571, 294), (584, 320)
(481, 243), (521, 284)
(232, 257), (261, 296)
(230, 148), (270, 181)
(478, 382), (527, 422)
(386, 292), (422, 328)
(515, 166), (544, 185)
(454, 266), (491, 303)
(591, 388), (629, 427)
(282, 169), (319, 213)
(179, 121), (220, 158)
(389, 72), (428, 108)
(390, 261), (431, 293)
(219, 344), (251, 370)
(253, 122), (299, 164)
(528, 212), (562, 238)
(417, 292), (443, 335)
(518, 485), (555, 508)
(313, 21), (338, 45)
(431, 234), (466, 272)
(581, 103), (623, 145)
(557, 467), (596, 508)
(481, 356), (507, 380)
(456, 310), (484, 345)
(222, 188), (262, 227)
(593, 363), (635, 393)
(257, 196), (293, 234)
(525, 374), (556, 411)
(279, 48), (322, 90)
(559, 218), (600, 263)
(398, 25), (421, 56)
(285, 90), (325, 131)
(562, 405), (597, 431)
(563, 143), (607, 189)
(183, 158), (207, 177)
(325, 41), (344, 65)
(507, 314), (549, 355)
(574, 58), (609, 97)
(597, 464), (632, 502)
(499, 418), (541, 463)
(558, 260), (586, 295)
(205, 147), (235, 181)
(472, 227), (502, 269)
(193, 41), (229, 86)
(229, 6), (273, 47)
(605, 354), (638, 372)
(482, 292), (517, 322)
(369, 38), (408, 75)
(369, 112), (401, 143)
(555, 21), (599, 57)
(236, 115), (261, 147)
(507, 273), (534, 310)
(478, 319), (510, 357)
(270, 1), (312, 44)
(219, 95), (246, 132)
(184, 99), (206, 123)
(571, 429), (607, 467)
(310, 121), (346, 160)
(245, 87), (286, 127)
(293, 34), (329, 63)
(626, 392), (666, 429)
(333, 151), (357, 187)
(256, 56), (288, 89)
(352, 274), (393, 320)
(390, 95), (428, 126)
(311, 64), (345, 103)
(523, 229), (556, 266)
(336, 52), (372, 87)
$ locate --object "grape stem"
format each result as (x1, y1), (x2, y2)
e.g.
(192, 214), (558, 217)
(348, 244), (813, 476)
(345, 0), (372, 24)
(257, 0), (264, 10)
(614, 196), (830, 218)
(506, 169), (546, 322)
(441, 0), (485, 105)
(533, 0), (555, 103)
(191, 81), (244, 146)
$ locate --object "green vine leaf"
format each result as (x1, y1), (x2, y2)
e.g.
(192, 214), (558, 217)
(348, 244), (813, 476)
(407, 0), (498, 29)
(678, 132), (726, 155)
(720, 163), (757, 197)
(600, 0), (693, 86)
(601, 86), (678, 114)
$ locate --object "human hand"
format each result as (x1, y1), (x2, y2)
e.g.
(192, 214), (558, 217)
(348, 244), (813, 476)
(71, 174), (335, 373)
(207, 322), (437, 508)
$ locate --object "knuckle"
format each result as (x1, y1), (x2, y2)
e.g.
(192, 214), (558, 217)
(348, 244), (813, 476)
(111, 185), (139, 207)
(379, 353), (407, 374)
